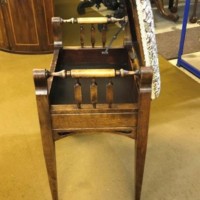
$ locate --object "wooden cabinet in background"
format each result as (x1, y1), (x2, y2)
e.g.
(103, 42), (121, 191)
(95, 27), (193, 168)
(0, 3), (9, 49)
(0, 0), (54, 53)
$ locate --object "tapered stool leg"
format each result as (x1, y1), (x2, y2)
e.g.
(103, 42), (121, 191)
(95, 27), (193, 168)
(38, 96), (58, 200)
(33, 70), (58, 200)
(135, 68), (152, 200)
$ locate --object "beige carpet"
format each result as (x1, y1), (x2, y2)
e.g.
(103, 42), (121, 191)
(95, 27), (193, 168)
(0, 51), (200, 200)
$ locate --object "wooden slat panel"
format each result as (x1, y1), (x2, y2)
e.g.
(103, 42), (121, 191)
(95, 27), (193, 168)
(51, 103), (138, 114)
(51, 112), (137, 130)
(58, 48), (129, 66)
(53, 127), (137, 141)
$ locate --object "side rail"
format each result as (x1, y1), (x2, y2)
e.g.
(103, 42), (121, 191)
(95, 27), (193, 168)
(33, 66), (153, 109)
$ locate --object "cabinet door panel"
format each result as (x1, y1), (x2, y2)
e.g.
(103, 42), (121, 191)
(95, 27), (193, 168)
(7, 0), (39, 45)
(0, 0), (54, 53)
(0, 5), (9, 49)
(43, 0), (54, 46)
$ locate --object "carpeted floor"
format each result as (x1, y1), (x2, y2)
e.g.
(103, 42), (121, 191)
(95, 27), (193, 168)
(153, 1), (200, 60)
(156, 27), (200, 59)
(0, 50), (200, 200)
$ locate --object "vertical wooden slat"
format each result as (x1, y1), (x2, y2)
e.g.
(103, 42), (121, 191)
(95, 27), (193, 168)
(90, 79), (98, 108)
(91, 24), (95, 48)
(80, 25), (84, 48)
(74, 79), (82, 108)
(101, 24), (107, 48)
(106, 81), (114, 108)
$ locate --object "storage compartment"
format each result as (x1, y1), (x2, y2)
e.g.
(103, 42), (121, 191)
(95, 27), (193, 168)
(49, 48), (138, 105)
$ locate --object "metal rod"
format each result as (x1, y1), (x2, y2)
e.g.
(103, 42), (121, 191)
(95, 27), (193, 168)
(102, 22), (127, 54)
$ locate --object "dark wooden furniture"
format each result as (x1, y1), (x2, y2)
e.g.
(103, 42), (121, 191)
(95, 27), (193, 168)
(190, 0), (199, 23)
(0, 3), (8, 49)
(0, 0), (54, 53)
(153, 0), (179, 21)
(168, 0), (179, 13)
(33, 1), (158, 200)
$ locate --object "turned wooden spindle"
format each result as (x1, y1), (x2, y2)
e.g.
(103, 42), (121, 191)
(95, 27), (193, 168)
(48, 68), (139, 78)
(62, 17), (126, 24)
(101, 24), (107, 48)
(74, 79), (82, 108)
(106, 81), (114, 108)
(80, 25), (85, 48)
(90, 78), (98, 108)
(91, 24), (95, 48)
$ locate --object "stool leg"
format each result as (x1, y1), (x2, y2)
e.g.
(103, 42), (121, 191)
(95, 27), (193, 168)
(36, 95), (58, 200)
(33, 69), (58, 200)
(135, 92), (151, 200)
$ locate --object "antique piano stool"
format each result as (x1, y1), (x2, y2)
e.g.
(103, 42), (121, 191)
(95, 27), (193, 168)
(33, 1), (160, 200)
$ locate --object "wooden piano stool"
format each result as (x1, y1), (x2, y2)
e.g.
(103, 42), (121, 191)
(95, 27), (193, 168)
(33, 1), (160, 199)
